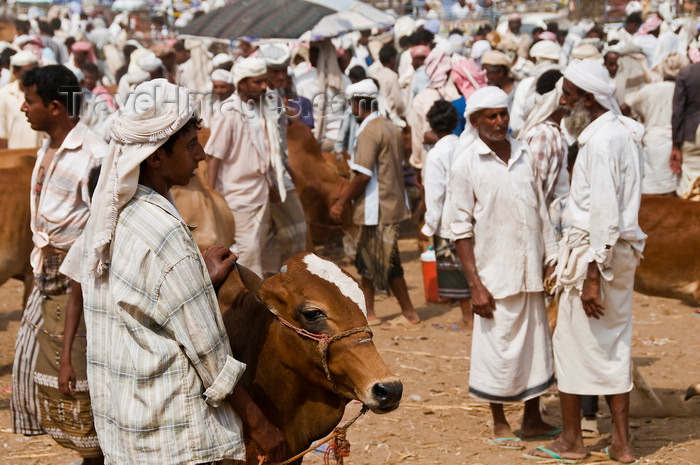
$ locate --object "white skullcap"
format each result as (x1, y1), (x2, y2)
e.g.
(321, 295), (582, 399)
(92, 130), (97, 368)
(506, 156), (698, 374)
(530, 40), (561, 61)
(138, 52), (163, 73)
(211, 68), (232, 84)
(470, 39), (492, 61)
(211, 53), (233, 68)
(464, 86), (510, 119)
(564, 59), (621, 114)
(345, 78), (379, 99)
(259, 43), (291, 68)
(88, 79), (195, 276)
(10, 50), (38, 67)
(232, 57), (267, 86)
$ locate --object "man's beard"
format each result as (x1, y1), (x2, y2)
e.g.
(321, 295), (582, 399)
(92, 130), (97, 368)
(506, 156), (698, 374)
(563, 99), (592, 139)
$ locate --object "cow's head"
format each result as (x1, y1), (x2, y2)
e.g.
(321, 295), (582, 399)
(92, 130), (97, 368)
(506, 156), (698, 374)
(239, 252), (402, 414)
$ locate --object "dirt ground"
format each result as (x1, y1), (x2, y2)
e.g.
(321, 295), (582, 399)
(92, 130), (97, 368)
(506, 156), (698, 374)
(1, 239), (699, 465)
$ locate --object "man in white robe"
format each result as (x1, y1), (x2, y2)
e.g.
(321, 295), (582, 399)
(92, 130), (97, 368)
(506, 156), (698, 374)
(624, 52), (687, 194)
(446, 87), (559, 450)
(526, 59), (646, 464)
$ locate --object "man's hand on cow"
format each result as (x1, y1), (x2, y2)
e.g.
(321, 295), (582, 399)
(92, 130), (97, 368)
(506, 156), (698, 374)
(203, 244), (238, 289)
(58, 361), (76, 397)
(470, 283), (496, 319)
(250, 418), (285, 462)
(330, 199), (346, 224)
(670, 144), (683, 174)
(581, 273), (605, 319)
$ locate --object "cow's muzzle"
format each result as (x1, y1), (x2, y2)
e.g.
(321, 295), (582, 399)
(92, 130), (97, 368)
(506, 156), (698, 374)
(369, 380), (403, 413)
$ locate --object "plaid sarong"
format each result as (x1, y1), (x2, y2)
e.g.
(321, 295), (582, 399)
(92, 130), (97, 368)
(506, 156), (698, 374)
(355, 223), (402, 292)
(11, 286), (45, 436)
(434, 236), (471, 300)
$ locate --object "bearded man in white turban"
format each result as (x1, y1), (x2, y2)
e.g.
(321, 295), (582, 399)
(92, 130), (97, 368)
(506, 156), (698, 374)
(61, 79), (283, 464)
(444, 86), (559, 451)
(525, 59), (646, 464)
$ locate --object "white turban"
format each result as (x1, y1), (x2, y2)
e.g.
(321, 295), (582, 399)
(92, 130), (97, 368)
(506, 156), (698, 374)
(259, 43), (291, 68)
(530, 40), (561, 62)
(460, 86), (510, 145)
(211, 53), (233, 69)
(88, 79), (195, 275)
(571, 43), (602, 61)
(138, 52), (163, 73)
(345, 78), (379, 99)
(10, 50), (38, 67)
(481, 50), (512, 68)
(470, 40), (492, 62)
(563, 59), (621, 115)
(464, 86), (510, 119)
(211, 68), (232, 84)
(232, 57), (267, 87)
(625, 1), (643, 16)
(520, 77), (564, 136)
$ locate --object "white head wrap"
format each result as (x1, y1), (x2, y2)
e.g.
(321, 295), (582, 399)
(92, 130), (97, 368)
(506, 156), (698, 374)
(88, 79), (195, 275)
(464, 86), (510, 119)
(481, 50), (512, 68)
(572, 43), (602, 61)
(563, 59), (621, 115)
(470, 39), (492, 62)
(211, 52), (233, 69)
(625, 1), (643, 16)
(259, 43), (291, 68)
(10, 50), (38, 67)
(232, 56), (267, 87)
(460, 86), (510, 145)
(138, 52), (163, 73)
(530, 40), (561, 62)
(211, 68), (232, 84)
(520, 77), (564, 136)
(345, 78), (379, 99)
(394, 16), (416, 40)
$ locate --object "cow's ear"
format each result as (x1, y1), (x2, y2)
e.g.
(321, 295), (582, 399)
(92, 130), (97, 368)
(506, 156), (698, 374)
(257, 274), (293, 316)
(236, 263), (263, 294)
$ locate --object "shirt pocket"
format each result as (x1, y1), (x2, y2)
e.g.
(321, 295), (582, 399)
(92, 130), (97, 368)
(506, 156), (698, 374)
(39, 168), (82, 225)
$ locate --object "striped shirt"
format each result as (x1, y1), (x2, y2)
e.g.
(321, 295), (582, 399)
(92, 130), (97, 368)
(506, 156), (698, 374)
(30, 121), (105, 282)
(62, 185), (247, 464)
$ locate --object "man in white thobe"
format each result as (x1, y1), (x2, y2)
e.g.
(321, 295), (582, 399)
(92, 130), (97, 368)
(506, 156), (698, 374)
(446, 87), (559, 450)
(527, 59), (646, 464)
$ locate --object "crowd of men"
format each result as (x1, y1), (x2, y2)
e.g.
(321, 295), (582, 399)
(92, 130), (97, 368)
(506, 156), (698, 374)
(3, 0), (700, 464)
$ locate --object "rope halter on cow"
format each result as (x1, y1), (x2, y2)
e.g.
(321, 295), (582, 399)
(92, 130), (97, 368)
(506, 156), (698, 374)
(253, 311), (372, 465)
(270, 312), (373, 394)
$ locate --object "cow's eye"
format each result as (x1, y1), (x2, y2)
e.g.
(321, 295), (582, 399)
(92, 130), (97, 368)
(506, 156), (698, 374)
(301, 308), (326, 321)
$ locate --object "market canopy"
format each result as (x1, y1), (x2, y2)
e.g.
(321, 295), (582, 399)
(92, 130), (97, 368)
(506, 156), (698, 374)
(178, 0), (395, 40)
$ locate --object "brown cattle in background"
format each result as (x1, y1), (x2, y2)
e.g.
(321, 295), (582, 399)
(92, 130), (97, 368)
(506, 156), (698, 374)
(286, 118), (351, 244)
(171, 166), (236, 250)
(0, 149), (37, 303)
(635, 195), (700, 305)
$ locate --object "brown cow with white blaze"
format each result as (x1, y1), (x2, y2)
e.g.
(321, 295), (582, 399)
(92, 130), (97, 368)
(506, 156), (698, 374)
(218, 252), (402, 464)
